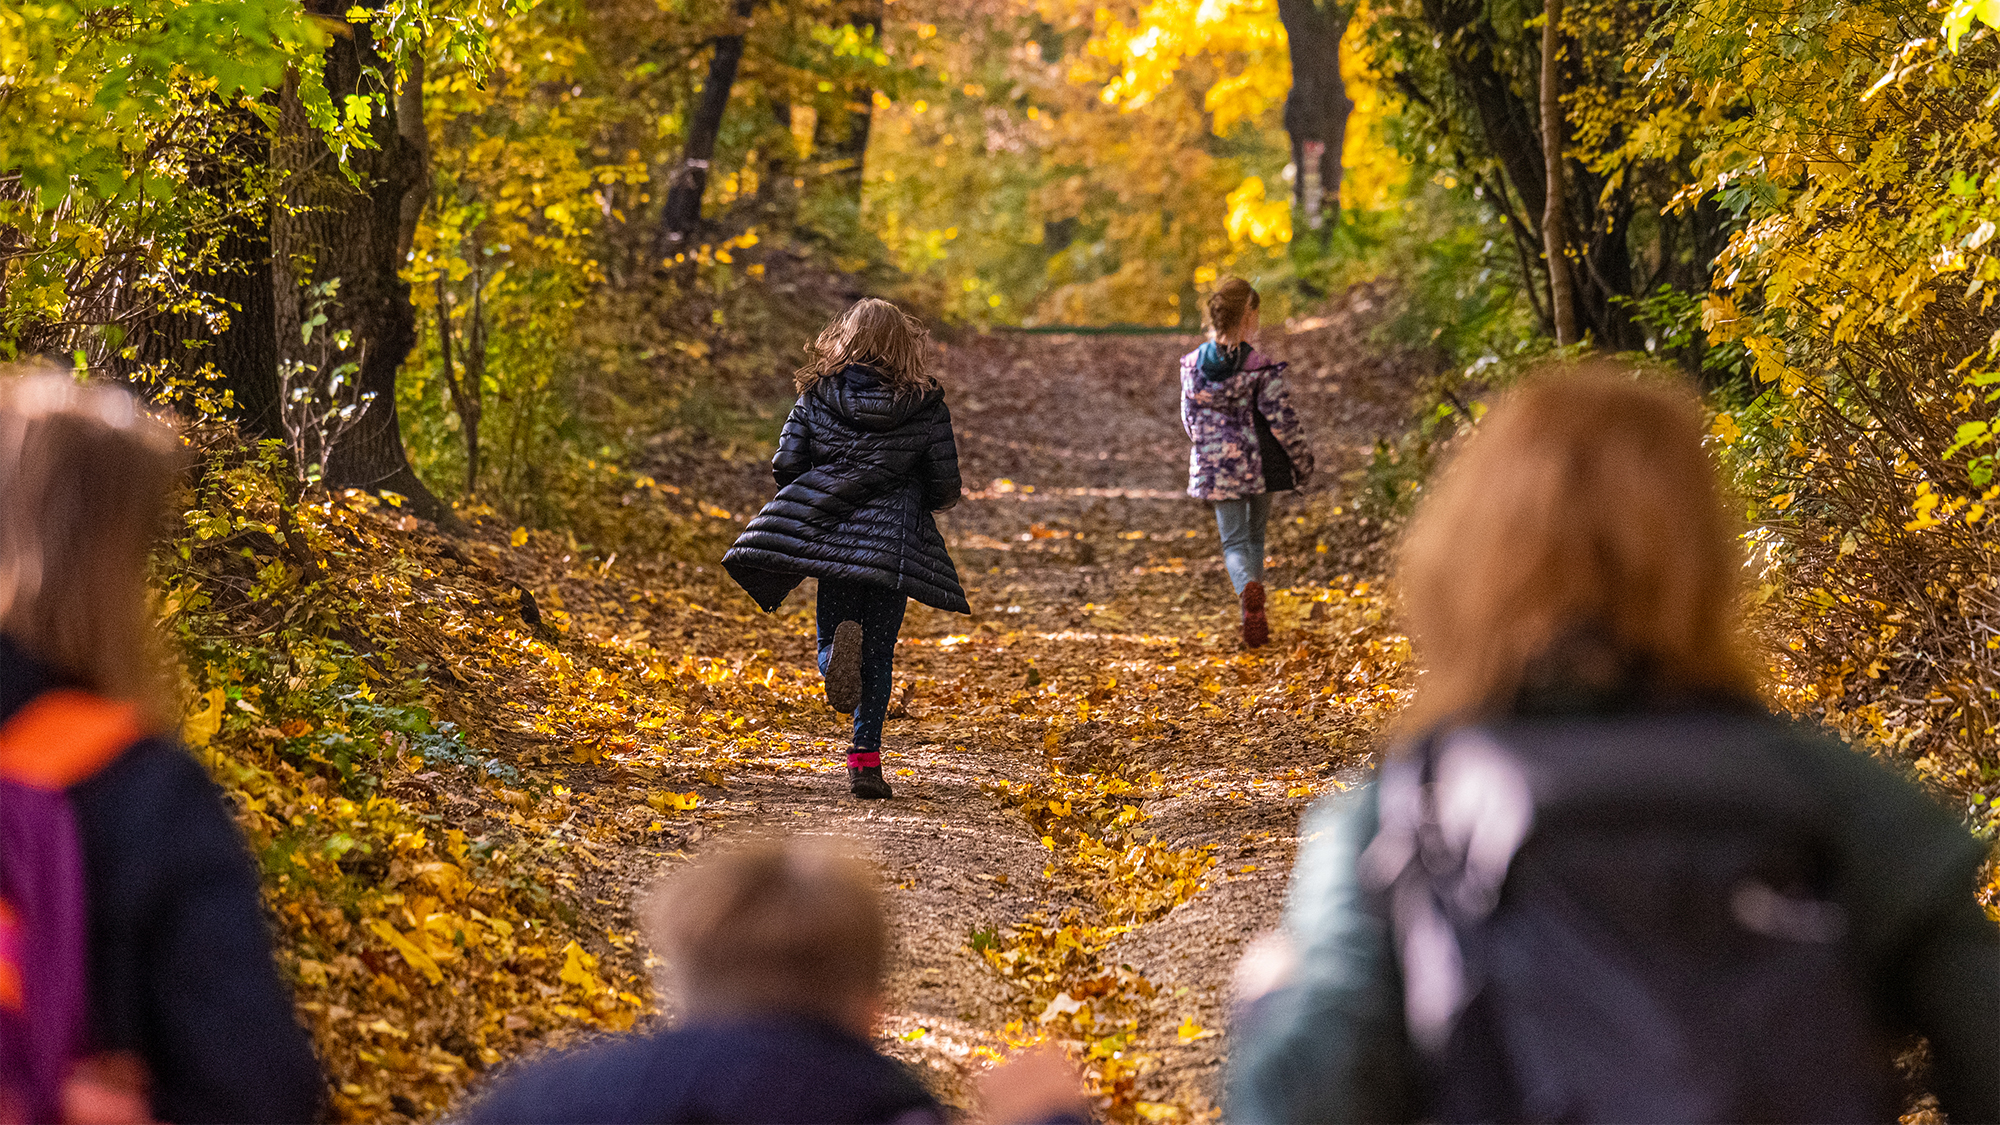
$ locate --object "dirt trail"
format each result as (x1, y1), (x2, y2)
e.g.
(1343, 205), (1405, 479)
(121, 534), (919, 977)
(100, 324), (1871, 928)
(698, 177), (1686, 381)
(430, 300), (1424, 1120)
(563, 302), (1426, 1119)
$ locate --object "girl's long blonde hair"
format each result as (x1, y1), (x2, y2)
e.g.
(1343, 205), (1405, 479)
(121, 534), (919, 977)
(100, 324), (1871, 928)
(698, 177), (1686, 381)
(0, 370), (181, 717)
(795, 298), (937, 396)
(1396, 363), (1759, 734)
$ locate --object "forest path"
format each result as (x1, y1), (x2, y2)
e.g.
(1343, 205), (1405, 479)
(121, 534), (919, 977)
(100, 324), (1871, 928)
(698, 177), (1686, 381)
(548, 303), (1425, 1120)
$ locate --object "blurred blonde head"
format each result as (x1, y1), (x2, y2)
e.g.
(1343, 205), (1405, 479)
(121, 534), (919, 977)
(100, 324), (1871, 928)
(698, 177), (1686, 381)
(644, 837), (885, 1031)
(1396, 363), (1758, 733)
(795, 298), (936, 397)
(0, 370), (180, 715)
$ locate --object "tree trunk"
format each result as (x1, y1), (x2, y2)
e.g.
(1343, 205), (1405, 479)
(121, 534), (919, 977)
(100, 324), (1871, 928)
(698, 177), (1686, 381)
(435, 270), (483, 497)
(756, 97), (798, 218)
(131, 105), (283, 440)
(462, 261), (486, 493)
(272, 0), (453, 525)
(1539, 0), (1579, 345)
(658, 0), (755, 257)
(824, 0), (882, 213)
(395, 51), (429, 260)
(1276, 0), (1356, 232)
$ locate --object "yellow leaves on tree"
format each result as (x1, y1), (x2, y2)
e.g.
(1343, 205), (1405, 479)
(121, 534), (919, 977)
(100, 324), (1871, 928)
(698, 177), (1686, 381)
(1601, 0), (2000, 799)
(1225, 176), (1292, 248)
(1087, 0), (1289, 127)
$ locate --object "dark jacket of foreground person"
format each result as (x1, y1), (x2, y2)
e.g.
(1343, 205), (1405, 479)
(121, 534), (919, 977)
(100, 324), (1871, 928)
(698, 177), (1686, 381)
(461, 1015), (945, 1124)
(1227, 703), (2000, 1125)
(724, 362), (968, 614)
(0, 637), (326, 1123)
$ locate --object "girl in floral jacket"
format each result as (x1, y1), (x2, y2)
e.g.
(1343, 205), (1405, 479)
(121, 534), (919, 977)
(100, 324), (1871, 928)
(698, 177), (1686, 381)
(1180, 277), (1314, 647)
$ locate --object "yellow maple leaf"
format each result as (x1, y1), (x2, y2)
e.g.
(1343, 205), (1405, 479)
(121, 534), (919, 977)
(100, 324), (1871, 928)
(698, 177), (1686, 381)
(646, 790), (699, 812)
(182, 688), (227, 748)
(559, 940), (603, 995)
(366, 918), (444, 985)
(1177, 1015), (1216, 1042)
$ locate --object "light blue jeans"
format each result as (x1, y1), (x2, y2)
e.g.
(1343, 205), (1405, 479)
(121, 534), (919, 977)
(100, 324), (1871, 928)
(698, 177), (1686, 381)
(1214, 493), (1272, 594)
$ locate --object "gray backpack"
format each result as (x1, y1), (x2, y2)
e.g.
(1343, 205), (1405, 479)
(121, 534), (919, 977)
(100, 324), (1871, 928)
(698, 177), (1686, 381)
(1361, 717), (1894, 1123)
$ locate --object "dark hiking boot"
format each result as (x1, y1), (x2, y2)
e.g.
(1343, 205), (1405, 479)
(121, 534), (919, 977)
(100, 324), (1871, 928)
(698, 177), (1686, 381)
(847, 751), (893, 799)
(1241, 580), (1269, 649)
(825, 619), (863, 713)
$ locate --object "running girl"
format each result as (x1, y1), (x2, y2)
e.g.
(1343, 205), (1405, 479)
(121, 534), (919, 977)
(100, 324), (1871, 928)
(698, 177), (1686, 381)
(1179, 278), (1314, 648)
(724, 299), (968, 800)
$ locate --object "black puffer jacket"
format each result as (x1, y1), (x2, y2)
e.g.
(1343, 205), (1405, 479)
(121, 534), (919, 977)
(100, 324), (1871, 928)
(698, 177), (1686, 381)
(724, 364), (969, 614)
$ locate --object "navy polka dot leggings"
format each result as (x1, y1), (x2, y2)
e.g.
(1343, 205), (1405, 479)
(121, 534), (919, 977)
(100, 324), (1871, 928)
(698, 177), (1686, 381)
(815, 578), (908, 754)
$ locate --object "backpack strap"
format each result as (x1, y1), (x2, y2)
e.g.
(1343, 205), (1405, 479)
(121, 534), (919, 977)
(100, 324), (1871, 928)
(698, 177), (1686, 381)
(0, 692), (145, 791)
(1361, 728), (1536, 1055)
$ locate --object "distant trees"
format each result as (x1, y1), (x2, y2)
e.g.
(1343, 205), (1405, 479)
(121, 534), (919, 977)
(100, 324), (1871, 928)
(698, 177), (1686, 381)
(659, 0), (757, 254)
(816, 0), (885, 221)
(1365, 0), (1719, 347)
(655, 0), (891, 255)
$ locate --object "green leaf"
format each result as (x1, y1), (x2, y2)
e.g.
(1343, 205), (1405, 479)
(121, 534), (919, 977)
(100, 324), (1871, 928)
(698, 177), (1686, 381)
(1947, 420), (1992, 456)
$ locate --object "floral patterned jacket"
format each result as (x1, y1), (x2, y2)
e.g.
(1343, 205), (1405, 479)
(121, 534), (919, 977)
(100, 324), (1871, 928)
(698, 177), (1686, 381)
(1179, 345), (1315, 500)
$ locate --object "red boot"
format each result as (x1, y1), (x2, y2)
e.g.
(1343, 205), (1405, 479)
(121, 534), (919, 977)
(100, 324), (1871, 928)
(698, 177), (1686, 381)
(1241, 580), (1269, 649)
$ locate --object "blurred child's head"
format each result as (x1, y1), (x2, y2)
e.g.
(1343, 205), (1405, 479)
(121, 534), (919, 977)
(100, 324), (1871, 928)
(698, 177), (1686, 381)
(1396, 363), (1758, 731)
(0, 371), (179, 707)
(1204, 277), (1260, 342)
(796, 298), (935, 397)
(645, 837), (885, 1034)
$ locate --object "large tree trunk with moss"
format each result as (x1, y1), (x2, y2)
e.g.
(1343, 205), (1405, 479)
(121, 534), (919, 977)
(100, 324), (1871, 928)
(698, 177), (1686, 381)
(658, 0), (755, 256)
(130, 106), (283, 439)
(271, 1), (450, 524)
(1276, 0), (1356, 232)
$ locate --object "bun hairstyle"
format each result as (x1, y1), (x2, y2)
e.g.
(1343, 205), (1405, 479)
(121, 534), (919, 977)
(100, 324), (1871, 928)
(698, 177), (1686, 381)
(1204, 277), (1260, 338)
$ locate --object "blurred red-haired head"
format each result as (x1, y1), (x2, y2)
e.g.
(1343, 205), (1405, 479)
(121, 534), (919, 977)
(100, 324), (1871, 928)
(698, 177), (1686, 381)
(1396, 363), (1759, 732)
